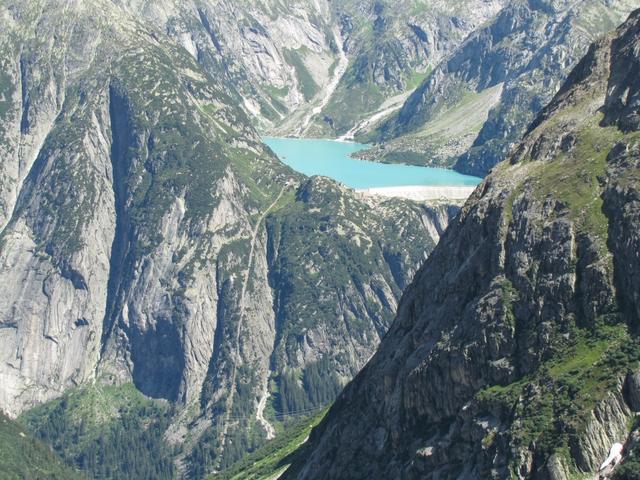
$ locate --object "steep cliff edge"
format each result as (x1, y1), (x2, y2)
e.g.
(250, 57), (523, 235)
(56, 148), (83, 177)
(284, 9), (640, 480)
(0, 1), (455, 476)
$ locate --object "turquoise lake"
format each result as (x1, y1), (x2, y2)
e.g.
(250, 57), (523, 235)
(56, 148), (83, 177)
(263, 137), (482, 189)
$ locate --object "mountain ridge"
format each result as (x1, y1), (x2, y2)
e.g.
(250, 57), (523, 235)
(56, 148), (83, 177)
(358, 0), (638, 177)
(0, 1), (457, 475)
(2, 1), (640, 479)
(282, 8), (640, 479)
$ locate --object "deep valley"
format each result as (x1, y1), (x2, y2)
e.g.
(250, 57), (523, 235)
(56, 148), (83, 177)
(0, 1), (639, 479)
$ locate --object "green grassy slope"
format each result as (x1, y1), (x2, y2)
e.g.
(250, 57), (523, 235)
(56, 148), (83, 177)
(209, 409), (328, 480)
(20, 384), (175, 480)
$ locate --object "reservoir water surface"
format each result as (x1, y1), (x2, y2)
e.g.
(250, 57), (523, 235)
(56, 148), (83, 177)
(263, 137), (482, 190)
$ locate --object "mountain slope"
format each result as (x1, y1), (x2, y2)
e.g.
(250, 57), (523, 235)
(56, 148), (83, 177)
(114, 0), (507, 136)
(208, 408), (327, 480)
(0, 0), (455, 475)
(363, 0), (637, 176)
(0, 0), (283, 415)
(20, 383), (175, 479)
(297, 0), (507, 137)
(0, 412), (85, 480)
(284, 9), (640, 479)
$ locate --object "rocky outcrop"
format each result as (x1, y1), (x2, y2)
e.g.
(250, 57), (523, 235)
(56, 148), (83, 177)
(371, 0), (638, 176)
(117, 0), (508, 136)
(265, 177), (456, 386)
(284, 9), (640, 480)
(0, 0), (458, 473)
(303, 0), (507, 136)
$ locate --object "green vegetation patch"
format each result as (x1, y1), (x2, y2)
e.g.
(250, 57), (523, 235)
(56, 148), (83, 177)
(530, 121), (623, 246)
(476, 321), (640, 473)
(502, 113), (633, 258)
(283, 48), (319, 101)
(406, 67), (432, 91)
(500, 277), (519, 328)
(263, 84), (290, 100)
(613, 456), (640, 480)
(0, 412), (85, 480)
(20, 383), (175, 480)
(210, 408), (328, 480)
(274, 357), (343, 418)
(321, 79), (385, 134)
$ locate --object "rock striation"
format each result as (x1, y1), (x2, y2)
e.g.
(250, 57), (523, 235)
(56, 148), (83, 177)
(115, 0), (508, 136)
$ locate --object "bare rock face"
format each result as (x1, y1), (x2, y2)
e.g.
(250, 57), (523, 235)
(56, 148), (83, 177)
(0, 0), (459, 471)
(0, 98), (114, 414)
(371, 0), (638, 176)
(0, 5), (121, 413)
(284, 10), (640, 480)
(113, 0), (508, 136)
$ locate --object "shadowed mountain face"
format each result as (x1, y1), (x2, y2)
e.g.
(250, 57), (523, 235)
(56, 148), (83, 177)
(0, 0), (457, 475)
(284, 9), (640, 480)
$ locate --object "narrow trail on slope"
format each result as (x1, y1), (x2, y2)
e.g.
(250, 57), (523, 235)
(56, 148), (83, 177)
(218, 184), (288, 456)
(297, 27), (348, 136)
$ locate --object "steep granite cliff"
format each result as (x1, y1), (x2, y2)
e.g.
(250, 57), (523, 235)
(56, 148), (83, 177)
(0, 0), (455, 476)
(112, 0), (508, 136)
(285, 9), (640, 480)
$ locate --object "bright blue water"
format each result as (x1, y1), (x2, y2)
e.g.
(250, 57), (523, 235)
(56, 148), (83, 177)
(263, 137), (482, 189)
